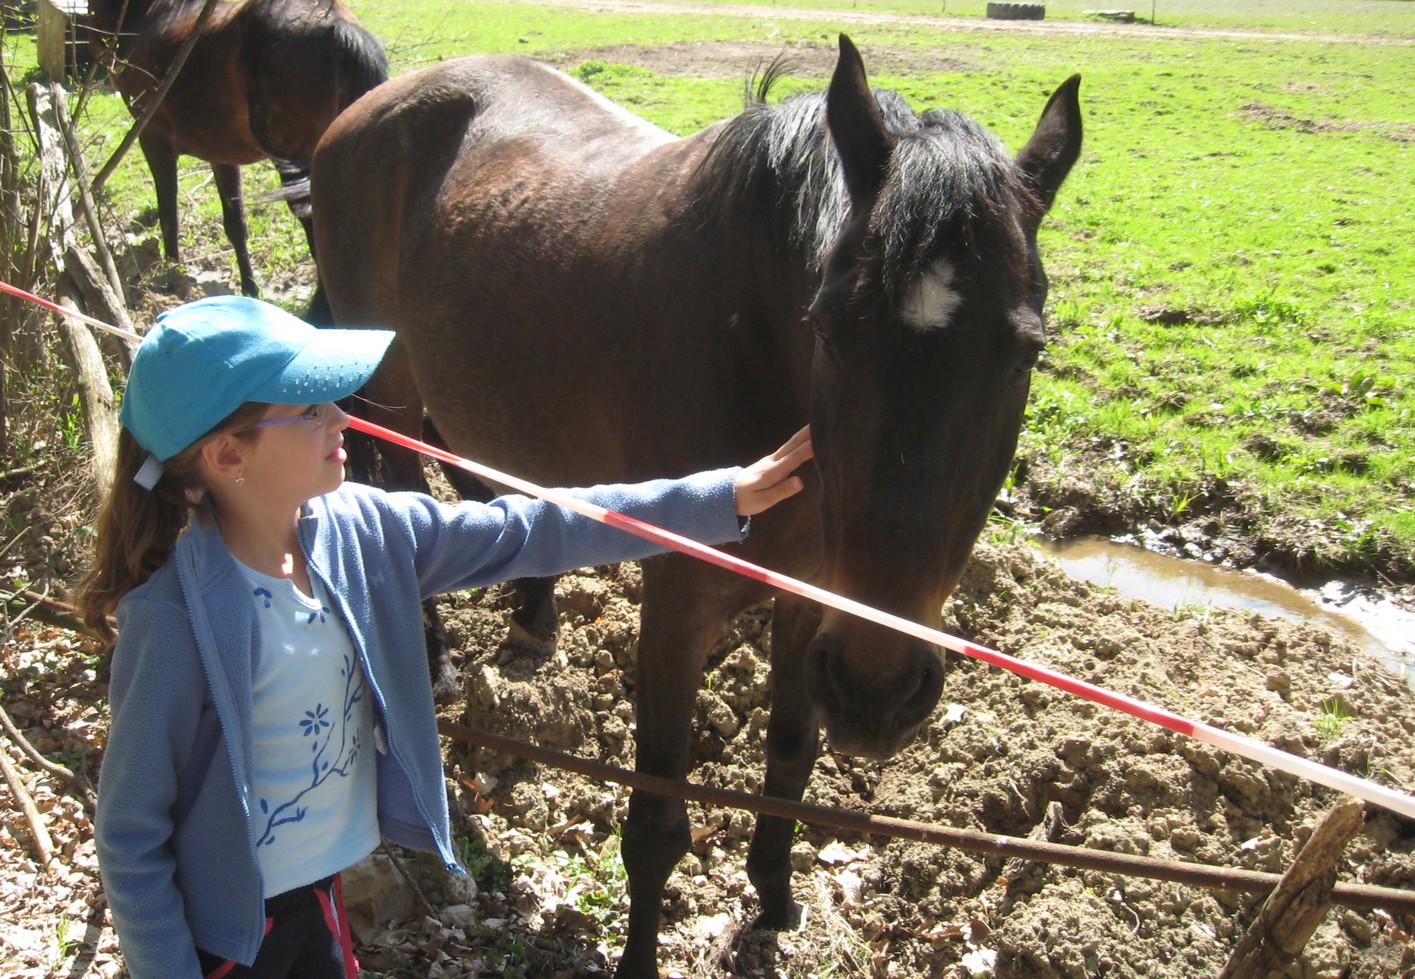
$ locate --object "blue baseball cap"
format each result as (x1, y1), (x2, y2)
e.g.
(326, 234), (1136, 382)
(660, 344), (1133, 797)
(121, 296), (395, 462)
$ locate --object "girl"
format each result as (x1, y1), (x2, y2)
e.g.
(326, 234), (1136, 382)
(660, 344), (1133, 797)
(78, 295), (812, 979)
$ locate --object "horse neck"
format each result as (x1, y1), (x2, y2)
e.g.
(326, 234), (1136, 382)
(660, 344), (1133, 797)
(89, 0), (177, 32)
(682, 193), (819, 420)
(695, 96), (845, 277)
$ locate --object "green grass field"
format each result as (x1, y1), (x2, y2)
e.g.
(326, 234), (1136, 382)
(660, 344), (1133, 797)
(17, 0), (1415, 578)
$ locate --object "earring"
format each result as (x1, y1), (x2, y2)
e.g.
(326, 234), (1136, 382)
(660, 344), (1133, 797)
(235, 473), (246, 486)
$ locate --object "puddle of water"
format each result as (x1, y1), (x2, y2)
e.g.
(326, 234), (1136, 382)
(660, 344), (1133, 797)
(1034, 535), (1415, 691)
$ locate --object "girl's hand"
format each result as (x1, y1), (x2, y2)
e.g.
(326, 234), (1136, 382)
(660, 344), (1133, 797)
(735, 426), (813, 516)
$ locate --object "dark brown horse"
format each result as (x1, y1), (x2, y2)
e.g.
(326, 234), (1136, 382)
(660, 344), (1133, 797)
(88, 0), (386, 296)
(308, 36), (1081, 977)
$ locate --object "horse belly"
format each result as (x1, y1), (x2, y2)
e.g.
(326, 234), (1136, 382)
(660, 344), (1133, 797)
(399, 271), (677, 487)
(169, 121), (265, 166)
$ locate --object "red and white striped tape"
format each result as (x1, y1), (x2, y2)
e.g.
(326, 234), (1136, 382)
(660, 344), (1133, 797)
(5, 277), (1411, 821)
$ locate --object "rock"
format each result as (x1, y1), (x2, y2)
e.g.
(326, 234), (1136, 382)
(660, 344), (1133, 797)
(341, 851), (421, 942)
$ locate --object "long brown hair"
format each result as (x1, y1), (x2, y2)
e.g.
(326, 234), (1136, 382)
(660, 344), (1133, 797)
(77, 403), (269, 644)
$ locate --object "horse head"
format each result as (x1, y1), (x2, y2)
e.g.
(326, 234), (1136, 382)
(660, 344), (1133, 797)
(803, 36), (1081, 759)
(86, 0), (160, 42)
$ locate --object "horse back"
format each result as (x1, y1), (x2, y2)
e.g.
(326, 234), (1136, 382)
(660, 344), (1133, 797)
(321, 55), (672, 163)
(311, 56), (808, 490)
(312, 55), (680, 335)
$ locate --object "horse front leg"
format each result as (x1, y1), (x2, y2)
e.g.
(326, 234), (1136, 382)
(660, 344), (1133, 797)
(210, 162), (259, 297)
(342, 346), (456, 695)
(138, 135), (180, 265)
(747, 592), (823, 930)
(619, 781), (691, 979)
(427, 422), (559, 655)
(616, 565), (735, 979)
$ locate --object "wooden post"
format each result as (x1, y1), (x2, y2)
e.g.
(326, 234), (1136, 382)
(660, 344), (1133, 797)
(1219, 795), (1366, 979)
(52, 84), (129, 314)
(0, 39), (17, 459)
(64, 243), (138, 367)
(36, 0), (69, 81)
(28, 82), (122, 491)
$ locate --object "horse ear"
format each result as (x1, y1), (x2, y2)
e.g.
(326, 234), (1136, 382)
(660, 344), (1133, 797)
(1015, 74), (1083, 220)
(826, 34), (897, 208)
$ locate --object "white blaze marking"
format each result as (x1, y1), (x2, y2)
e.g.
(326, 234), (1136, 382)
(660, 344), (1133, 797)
(900, 261), (962, 332)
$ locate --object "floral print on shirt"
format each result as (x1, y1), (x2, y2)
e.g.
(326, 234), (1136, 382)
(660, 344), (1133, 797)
(250, 589), (366, 849)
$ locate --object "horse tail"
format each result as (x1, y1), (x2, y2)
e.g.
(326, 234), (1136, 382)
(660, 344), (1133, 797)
(269, 163), (310, 217)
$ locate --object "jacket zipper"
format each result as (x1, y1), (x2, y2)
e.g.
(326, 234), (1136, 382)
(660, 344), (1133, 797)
(178, 543), (268, 952)
(299, 518), (463, 873)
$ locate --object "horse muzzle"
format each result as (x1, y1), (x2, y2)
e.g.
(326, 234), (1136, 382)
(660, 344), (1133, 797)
(803, 628), (946, 760)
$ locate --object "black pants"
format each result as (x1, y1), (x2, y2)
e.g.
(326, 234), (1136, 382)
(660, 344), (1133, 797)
(197, 874), (357, 979)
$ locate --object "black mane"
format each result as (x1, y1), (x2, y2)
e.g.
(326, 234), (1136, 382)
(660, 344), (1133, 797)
(694, 69), (1031, 296)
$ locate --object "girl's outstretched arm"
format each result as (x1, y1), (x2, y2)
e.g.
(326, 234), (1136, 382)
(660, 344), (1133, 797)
(734, 426), (813, 517)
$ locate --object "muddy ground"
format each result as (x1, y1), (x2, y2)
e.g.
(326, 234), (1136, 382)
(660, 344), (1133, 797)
(401, 540), (1415, 979)
(4, 530), (1413, 977)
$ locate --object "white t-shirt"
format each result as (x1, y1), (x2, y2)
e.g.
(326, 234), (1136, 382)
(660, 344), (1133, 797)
(238, 563), (380, 898)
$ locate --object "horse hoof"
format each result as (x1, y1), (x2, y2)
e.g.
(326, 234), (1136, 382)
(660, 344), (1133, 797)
(750, 900), (805, 933)
(505, 617), (559, 657)
(431, 654), (461, 704)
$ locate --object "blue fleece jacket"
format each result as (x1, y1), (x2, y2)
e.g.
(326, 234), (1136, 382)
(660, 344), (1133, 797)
(96, 473), (745, 978)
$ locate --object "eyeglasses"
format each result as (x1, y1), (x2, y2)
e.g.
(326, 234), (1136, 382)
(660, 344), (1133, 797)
(247, 404), (329, 432)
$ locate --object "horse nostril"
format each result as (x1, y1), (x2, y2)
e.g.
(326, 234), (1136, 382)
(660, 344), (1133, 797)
(808, 635), (946, 729)
(904, 651), (947, 722)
